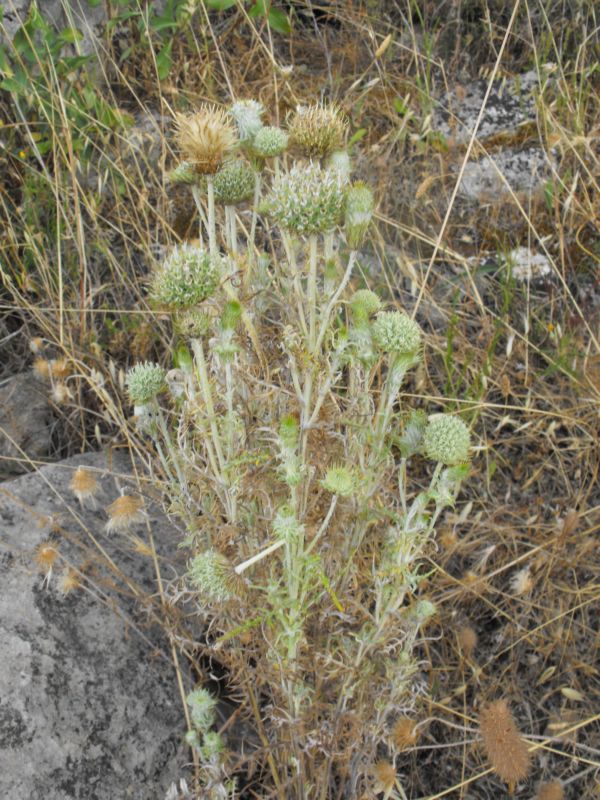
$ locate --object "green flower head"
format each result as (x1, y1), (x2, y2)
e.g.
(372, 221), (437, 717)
(321, 464), (357, 497)
(188, 548), (233, 603)
(152, 245), (221, 309)
(230, 99), (264, 142)
(174, 309), (213, 339)
(213, 159), (255, 206)
(372, 311), (422, 355)
(424, 414), (471, 465)
(200, 731), (225, 760)
(169, 161), (197, 185)
(350, 289), (382, 324)
(252, 126), (288, 158)
(264, 162), (344, 235)
(126, 362), (166, 404)
(186, 687), (218, 732)
(344, 181), (374, 250)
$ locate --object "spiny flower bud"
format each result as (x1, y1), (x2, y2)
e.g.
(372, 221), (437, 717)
(278, 414), (299, 450)
(213, 159), (255, 206)
(252, 125), (288, 158)
(264, 162), (344, 235)
(413, 599), (437, 621)
(399, 409), (427, 458)
(174, 309), (213, 339)
(350, 289), (382, 325)
(423, 414), (471, 466)
(152, 245), (221, 309)
(230, 99), (264, 142)
(169, 161), (197, 185)
(273, 506), (304, 542)
(287, 102), (348, 159)
(175, 105), (237, 175)
(186, 687), (218, 732)
(188, 548), (234, 603)
(220, 300), (242, 331)
(327, 150), (352, 184)
(321, 464), (357, 497)
(345, 181), (374, 250)
(372, 311), (422, 354)
(200, 731), (225, 760)
(126, 362), (166, 404)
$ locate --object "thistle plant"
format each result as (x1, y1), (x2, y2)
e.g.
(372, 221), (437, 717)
(122, 100), (473, 797)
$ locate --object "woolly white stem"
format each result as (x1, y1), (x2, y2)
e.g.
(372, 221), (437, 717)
(235, 539), (285, 574)
(307, 234), (318, 350)
(207, 176), (217, 256)
(313, 250), (356, 355)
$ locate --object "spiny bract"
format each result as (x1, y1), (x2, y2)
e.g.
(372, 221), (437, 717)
(424, 414), (471, 466)
(152, 245), (221, 309)
(264, 162), (344, 235)
(126, 362), (166, 404)
(213, 159), (255, 206)
(372, 311), (422, 354)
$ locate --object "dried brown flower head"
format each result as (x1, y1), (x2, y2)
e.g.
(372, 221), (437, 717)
(50, 358), (71, 380)
(392, 717), (418, 750)
(372, 761), (396, 794)
(287, 102), (348, 159)
(106, 494), (146, 533)
(536, 780), (564, 800)
(70, 466), (100, 507)
(35, 542), (58, 573)
(51, 382), (73, 404)
(457, 624), (478, 658)
(175, 105), (238, 175)
(479, 699), (531, 787)
(57, 567), (82, 596)
(33, 358), (51, 379)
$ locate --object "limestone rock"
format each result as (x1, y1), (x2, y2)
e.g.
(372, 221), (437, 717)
(0, 372), (54, 476)
(0, 451), (187, 799)
(433, 71), (541, 145)
(458, 145), (554, 202)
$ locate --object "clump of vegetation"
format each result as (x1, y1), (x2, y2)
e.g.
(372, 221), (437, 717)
(1, 1), (598, 798)
(122, 100), (472, 796)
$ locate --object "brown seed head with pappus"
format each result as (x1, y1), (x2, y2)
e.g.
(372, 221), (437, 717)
(70, 466), (100, 506)
(287, 102), (348, 159)
(372, 761), (396, 794)
(536, 781), (564, 800)
(392, 717), (418, 750)
(105, 494), (146, 533)
(174, 105), (238, 175)
(479, 699), (531, 787)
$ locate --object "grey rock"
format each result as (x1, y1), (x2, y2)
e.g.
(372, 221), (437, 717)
(433, 71), (540, 144)
(0, 451), (188, 799)
(0, 372), (54, 476)
(458, 145), (554, 202)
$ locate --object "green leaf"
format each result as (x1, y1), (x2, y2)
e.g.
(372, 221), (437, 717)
(349, 127), (367, 146)
(267, 7), (290, 33)
(206, 0), (237, 9)
(0, 77), (25, 94)
(58, 27), (84, 44)
(156, 40), (173, 80)
(394, 96), (408, 116)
